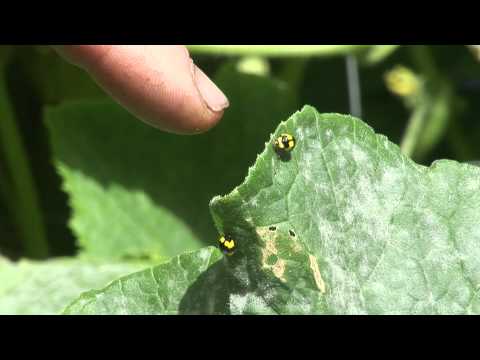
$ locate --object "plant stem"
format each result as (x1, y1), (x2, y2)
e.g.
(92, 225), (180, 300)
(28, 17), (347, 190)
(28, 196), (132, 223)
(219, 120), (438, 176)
(363, 45), (400, 65)
(0, 161), (13, 207)
(0, 60), (49, 258)
(414, 86), (452, 160)
(345, 55), (362, 118)
(409, 45), (438, 79)
(446, 115), (475, 161)
(188, 45), (370, 58)
(279, 58), (307, 90)
(277, 58), (308, 106)
(400, 103), (429, 158)
(399, 45), (453, 160)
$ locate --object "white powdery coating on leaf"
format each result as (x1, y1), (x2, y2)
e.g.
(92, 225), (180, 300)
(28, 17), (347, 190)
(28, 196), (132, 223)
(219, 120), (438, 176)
(351, 143), (368, 163)
(232, 293), (275, 314)
(230, 293), (248, 314)
(324, 129), (334, 142)
(463, 176), (480, 192)
(215, 110), (480, 314)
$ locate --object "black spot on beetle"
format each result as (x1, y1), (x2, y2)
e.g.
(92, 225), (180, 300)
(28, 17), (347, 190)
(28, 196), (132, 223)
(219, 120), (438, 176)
(275, 150), (291, 162)
(269, 226), (277, 231)
(289, 229), (296, 237)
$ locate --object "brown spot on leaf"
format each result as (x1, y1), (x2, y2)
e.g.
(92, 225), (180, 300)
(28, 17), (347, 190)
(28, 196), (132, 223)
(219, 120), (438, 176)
(309, 254), (326, 294)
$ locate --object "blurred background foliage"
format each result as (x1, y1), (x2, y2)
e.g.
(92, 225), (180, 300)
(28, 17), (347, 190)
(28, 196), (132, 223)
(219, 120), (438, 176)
(1, 45), (480, 262)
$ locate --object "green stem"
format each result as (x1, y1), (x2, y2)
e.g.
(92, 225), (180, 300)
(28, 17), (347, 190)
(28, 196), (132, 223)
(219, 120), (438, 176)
(279, 58), (307, 90)
(409, 45), (438, 79)
(446, 112), (475, 161)
(277, 58), (308, 106)
(0, 60), (49, 258)
(414, 86), (452, 160)
(400, 45), (453, 160)
(187, 45), (370, 57)
(363, 45), (400, 65)
(400, 103), (429, 158)
(0, 161), (13, 207)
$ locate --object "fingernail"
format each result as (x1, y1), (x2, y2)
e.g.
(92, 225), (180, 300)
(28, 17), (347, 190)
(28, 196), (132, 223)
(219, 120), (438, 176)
(192, 63), (229, 112)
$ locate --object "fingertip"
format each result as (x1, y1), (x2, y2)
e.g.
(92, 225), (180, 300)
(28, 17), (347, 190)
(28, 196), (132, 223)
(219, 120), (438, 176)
(186, 107), (227, 135)
(151, 97), (227, 135)
(152, 59), (229, 134)
(52, 45), (113, 70)
(192, 64), (230, 114)
(53, 45), (230, 135)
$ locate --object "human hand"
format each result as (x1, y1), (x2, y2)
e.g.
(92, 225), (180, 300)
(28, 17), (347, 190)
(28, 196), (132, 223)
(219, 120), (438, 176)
(53, 45), (229, 134)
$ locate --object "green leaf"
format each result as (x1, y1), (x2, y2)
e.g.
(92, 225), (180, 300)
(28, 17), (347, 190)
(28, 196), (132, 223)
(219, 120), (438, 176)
(211, 106), (480, 314)
(45, 66), (296, 260)
(66, 106), (480, 314)
(63, 247), (224, 314)
(0, 256), (146, 314)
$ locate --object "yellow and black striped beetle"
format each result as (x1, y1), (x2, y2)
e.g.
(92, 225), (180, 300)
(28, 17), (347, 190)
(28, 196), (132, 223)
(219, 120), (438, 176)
(218, 234), (236, 256)
(274, 133), (296, 152)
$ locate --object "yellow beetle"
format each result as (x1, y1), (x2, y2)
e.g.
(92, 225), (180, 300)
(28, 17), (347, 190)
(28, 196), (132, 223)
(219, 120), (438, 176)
(274, 133), (296, 152)
(218, 234), (236, 256)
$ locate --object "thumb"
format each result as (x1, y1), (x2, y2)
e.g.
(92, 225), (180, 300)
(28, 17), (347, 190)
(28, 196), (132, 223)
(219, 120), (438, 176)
(54, 45), (229, 134)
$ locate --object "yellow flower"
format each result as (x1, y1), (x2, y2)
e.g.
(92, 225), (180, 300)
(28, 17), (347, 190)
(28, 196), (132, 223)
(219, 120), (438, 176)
(384, 66), (420, 97)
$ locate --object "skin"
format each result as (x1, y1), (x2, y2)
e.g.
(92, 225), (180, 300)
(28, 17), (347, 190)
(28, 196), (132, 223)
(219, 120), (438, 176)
(53, 45), (230, 135)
